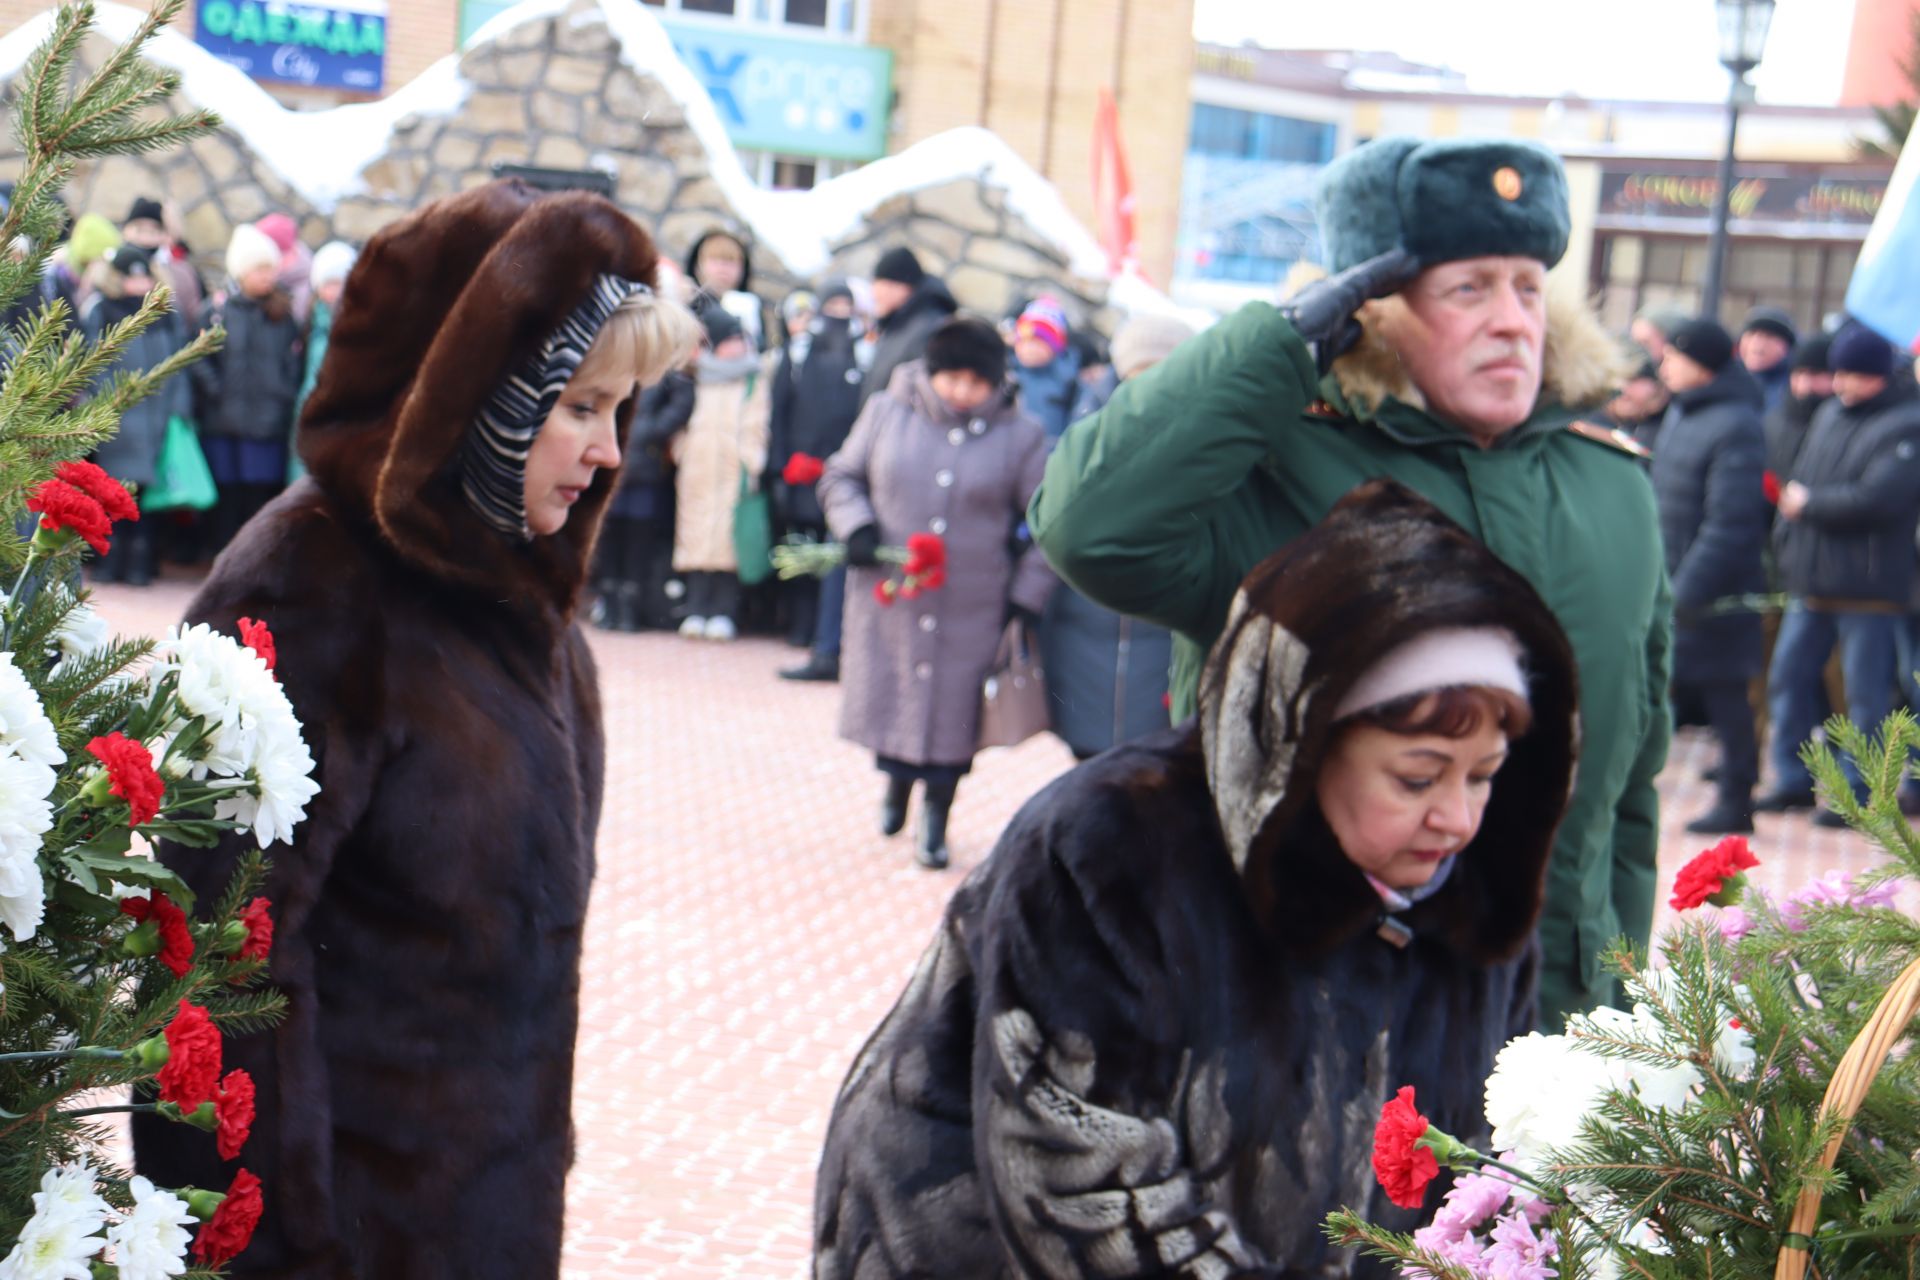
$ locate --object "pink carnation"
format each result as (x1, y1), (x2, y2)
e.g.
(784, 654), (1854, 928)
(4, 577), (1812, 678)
(1780, 869), (1901, 931)
(1483, 1209), (1559, 1279)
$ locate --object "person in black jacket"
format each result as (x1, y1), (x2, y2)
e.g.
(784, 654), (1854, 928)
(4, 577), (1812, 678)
(1762, 333), (1834, 489)
(1763, 322), (1920, 823)
(861, 246), (956, 409)
(774, 281), (869, 677)
(593, 363), (695, 631)
(1653, 319), (1770, 832)
(1739, 305), (1797, 415)
(193, 222), (303, 555)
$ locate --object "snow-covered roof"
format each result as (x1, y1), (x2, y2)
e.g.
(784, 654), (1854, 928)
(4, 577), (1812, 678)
(0, 0), (1173, 306)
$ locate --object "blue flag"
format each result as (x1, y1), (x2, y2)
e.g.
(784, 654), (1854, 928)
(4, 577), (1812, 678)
(1846, 136), (1920, 350)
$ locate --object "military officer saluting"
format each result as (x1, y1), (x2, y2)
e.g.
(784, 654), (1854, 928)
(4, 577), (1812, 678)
(1031, 136), (1671, 1023)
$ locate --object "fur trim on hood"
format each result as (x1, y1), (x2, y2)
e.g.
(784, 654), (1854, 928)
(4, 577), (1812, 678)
(297, 181), (659, 621)
(1332, 288), (1631, 421)
(1196, 480), (1580, 962)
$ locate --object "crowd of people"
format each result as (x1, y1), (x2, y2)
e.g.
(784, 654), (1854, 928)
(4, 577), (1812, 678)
(1601, 301), (1920, 835)
(35, 126), (1905, 1278)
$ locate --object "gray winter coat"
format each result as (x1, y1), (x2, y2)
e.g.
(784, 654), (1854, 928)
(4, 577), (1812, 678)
(1773, 383), (1920, 605)
(81, 293), (192, 489)
(821, 362), (1056, 767)
(1651, 363), (1770, 683)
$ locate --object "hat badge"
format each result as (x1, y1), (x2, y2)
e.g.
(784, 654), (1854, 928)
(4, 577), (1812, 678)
(1492, 166), (1524, 201)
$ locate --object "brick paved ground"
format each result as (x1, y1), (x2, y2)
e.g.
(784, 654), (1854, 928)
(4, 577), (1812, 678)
(86, 572), (1909, 1279)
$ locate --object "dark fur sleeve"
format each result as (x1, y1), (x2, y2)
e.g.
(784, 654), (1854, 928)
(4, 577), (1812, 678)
(134, 524), (389, 1265)
(970, 799), (1274, 1279)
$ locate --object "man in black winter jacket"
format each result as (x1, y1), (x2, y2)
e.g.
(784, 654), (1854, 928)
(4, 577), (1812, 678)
(1763, 333), (1834, 493)
(1740, 305), (1797, 416)
(861, 246), (956, 409)
(1763, 323), (1920, 823)
(1654, 319), (1770, 833)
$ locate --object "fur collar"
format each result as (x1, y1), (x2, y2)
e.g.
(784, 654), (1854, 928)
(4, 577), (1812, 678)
(1332, 288), (1630, 421)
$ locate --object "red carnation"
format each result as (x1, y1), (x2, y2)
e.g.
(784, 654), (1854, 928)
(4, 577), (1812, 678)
(903, 531), (948, 577)
(782, 452), (825, 488)
(1670, 834), (1761, 911)
(122, 891), (195, 977)
(1761, 470), (1782, 505)
(192, 1169), (263, 1266)
(215, 1069), (256, 1160)
(86, 732), (166, 827)
(1371, 1085), (1440, 1210)
(917, 565), (947, 593)
(236, 617), (276, 673)
(26, 479), (114, 554)
(156, 1000), (223, 1110)
(237, 897), (274, 963)
(55, 460), (138, 523)
(872, 580), (896, 607)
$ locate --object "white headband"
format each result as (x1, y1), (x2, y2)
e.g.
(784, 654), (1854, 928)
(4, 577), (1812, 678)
(1333, 626), (1528, 721)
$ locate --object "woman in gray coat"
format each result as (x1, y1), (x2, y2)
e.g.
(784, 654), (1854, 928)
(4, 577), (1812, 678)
(820, 316), (1055, 869)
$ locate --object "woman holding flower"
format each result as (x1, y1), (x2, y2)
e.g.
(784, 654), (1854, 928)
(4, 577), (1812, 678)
(818, 315), (1055, 869)
(131, 181), (699, 1276)
(812, 482), (1580, 1278)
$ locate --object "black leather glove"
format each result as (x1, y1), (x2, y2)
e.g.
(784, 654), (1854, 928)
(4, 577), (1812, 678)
(844, 524), (881, 567)
(1279, 247), (1422, 376)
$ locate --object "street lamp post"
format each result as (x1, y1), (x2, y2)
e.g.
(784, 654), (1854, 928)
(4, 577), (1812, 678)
(1700, 0), (1776, 320)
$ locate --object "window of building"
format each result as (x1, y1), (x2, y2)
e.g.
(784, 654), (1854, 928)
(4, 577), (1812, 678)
(739, 151), (851, 190)
(1187, 104), (1335, 164)
(640, 0), (861, 31)
(1593, 232), (1861, 333)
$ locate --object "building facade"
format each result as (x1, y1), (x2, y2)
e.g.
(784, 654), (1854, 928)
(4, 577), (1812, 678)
(0, 0), (1192, 284)
(1177, 39), (1899, 332)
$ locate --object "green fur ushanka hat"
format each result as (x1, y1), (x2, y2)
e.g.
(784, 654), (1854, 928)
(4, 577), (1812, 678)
(1314, 136), (1571, 273)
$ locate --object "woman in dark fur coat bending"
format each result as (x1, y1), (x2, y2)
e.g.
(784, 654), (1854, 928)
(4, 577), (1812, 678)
(132, 182), (699, 1277)
(813, 480), (1581, 1279)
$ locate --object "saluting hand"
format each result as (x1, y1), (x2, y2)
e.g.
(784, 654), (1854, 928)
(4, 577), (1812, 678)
(1279, 248), (1423, 376)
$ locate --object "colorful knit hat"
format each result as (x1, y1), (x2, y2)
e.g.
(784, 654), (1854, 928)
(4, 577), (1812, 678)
(1016, 297), (1069, 355)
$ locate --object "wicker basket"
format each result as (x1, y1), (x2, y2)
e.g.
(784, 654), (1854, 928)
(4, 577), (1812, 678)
(1772, 954), (1920, 1280)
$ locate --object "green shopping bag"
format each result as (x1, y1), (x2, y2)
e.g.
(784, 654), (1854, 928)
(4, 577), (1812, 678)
(144, 416), (217, 512)
(733, 466), (773, 586)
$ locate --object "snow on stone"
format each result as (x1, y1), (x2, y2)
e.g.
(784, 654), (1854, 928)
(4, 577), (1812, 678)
(4, 0), (1195, 314)
(0, 3), (473, 210)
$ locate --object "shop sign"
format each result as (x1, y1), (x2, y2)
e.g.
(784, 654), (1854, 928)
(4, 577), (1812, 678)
(194, 0), (386, 93)
(661, 17), (892, 162)
(1599, 167), (1887, 228)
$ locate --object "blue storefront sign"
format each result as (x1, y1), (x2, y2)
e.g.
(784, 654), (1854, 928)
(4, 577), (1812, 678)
(661, 18), (892, 163)
(194, 0), (386, 93)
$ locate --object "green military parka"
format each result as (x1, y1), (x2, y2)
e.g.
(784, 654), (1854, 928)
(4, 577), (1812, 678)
(1029, 293), (1671, 1021)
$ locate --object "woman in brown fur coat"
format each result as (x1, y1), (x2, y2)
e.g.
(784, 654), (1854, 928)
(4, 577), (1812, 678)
(132, 181), (698, 1278)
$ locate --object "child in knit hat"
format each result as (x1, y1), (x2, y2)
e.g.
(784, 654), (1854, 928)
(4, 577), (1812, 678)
(1009, 295), (1082, 440)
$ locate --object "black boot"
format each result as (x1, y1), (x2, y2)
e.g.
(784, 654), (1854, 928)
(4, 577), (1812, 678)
(613, 584), (643, 633)
(123, 524), (156, 587)
(917, 781), (955, 870)
(1685, 796), (1754, 834)
(880, 775), (912, 838)
(1753, 787), (1817, 813)
(781, 653), (840, 682)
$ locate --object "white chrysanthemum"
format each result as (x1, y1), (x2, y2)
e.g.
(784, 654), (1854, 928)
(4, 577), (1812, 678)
(29, 1164), (110, 1236)
(213, 715), (319, 849)
(1582, 1002), (1704, 1113)
(102, 1177), (193, 1280)
(0, 654), (63, 774)
(1712, 1017), (1757, 1079)
(48, 594), (110, 664)
(0, 751), (56, 943)
(0, 1186), (105, 1280)
(1484, 1032), (1612, 1171)
(149, 624), (317, 847)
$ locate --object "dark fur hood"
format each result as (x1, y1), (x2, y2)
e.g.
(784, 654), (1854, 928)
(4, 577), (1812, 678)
(296, 180), (659, 617)
(1196, 480), (1580, 961)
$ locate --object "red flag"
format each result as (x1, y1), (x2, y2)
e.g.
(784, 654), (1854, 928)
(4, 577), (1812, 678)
(1091, 88), (1140, 281)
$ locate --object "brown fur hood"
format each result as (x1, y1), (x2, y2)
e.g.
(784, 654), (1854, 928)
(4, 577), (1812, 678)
(1333, 287), (1631, 420)
(1196, 480), (1581, 962)
(297, 180), (659, 616)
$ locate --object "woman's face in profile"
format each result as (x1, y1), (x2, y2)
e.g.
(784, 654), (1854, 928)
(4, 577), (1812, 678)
(1313, 718), (1509, 890)
(523, 370), (634, 537)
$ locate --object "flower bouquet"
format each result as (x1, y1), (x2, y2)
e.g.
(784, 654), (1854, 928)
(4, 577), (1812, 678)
(0, 5), (318, 1271)
(772, 531), (949, 607)
(1326, 711), (1920, 1279)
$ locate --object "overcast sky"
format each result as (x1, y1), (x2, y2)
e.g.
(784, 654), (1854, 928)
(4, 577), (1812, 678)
(1190, 0), (1857, 105)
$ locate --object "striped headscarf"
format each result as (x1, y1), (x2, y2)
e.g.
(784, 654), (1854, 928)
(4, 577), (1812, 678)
(460, 273), (650, 540)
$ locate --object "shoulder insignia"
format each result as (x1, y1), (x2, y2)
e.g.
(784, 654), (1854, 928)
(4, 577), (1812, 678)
(1304, 399), (1346, 422)
(1566, 418), (1651, 460)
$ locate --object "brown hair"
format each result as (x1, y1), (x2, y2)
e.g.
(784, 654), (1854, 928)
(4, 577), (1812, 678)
(1353, 685), (1533, 741)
